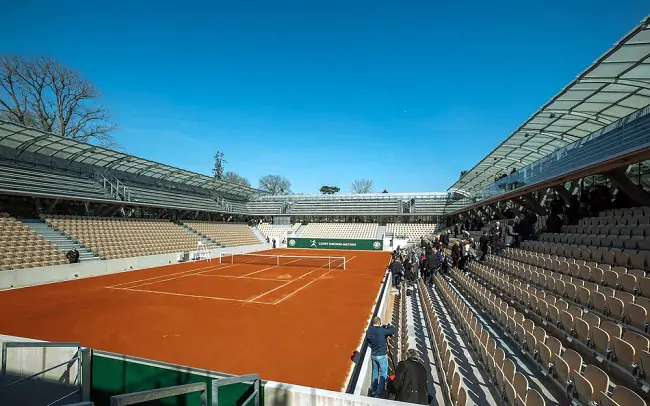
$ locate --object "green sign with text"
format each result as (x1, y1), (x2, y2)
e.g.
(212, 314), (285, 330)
(287, 237), (383, 251)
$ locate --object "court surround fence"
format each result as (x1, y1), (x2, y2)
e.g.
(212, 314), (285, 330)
(287, 237), (383, 251)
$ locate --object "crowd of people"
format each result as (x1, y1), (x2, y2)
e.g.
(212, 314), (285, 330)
(365, 225), (524, 403)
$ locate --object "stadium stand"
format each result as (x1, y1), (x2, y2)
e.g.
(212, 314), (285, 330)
(299, 223), (378, 239)
(256, 222), (301, 239)
(123, 181), (221, 211)
(385, 223), (439, 242)
(247, 200), (285, 215)
(0, 212), (67, 270)
(183, 221), (261, 247)
(0, 161), (115, 201)
(287, 199), (400, 215)
(45, 216), (209, 259)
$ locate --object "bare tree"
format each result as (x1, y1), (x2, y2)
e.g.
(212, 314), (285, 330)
(224, 171), (251, 188)
(259, 175), (291, 195)
(351, 179), (373, 194)
(212, 151), (226, 180)
(0, 55), (118, 147)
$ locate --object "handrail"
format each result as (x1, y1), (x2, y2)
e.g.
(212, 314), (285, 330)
(109, 382), (207, 406)
(212, 374), (260, 406)
(1, 341), (90, 404)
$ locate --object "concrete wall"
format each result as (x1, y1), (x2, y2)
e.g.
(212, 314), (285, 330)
(0, 243), (270, 290)
(0, 334), (86, 406)
(264, 381), (420, 406)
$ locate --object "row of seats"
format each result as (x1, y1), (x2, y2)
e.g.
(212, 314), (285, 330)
(288, 200), (400, 214)
(0, 213), (66, 270)
(184, 222), (261, 247)
(599, 207), (650, 218)
(299, 223), (378, 239)
(0, 162), (113, 201)
(125, 182), (220, 212)
(256, 223), (301, 239)
(46, 216), (211, 260)
(417, 278), (469, 405)
(523, 238), (649, 269)
(455, 266), (646, 406)
(247, 201), (285, 214)
(385, 223), (439, 241)
(431, 274), (547, 406)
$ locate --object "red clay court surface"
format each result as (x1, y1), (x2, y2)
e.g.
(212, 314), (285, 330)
(0, 248), (390, 390)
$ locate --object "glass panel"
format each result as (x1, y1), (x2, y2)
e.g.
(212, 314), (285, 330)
(464, 105), (650, 205)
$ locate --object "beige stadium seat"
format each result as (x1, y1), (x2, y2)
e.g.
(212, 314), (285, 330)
(46, 215), (209, 259)
(299, 223), (378, 239)
(256, 222), (301, 239)
(385, 223), (439, 242)
(184, 221), (261, 247)
(0, 213), (64, 270)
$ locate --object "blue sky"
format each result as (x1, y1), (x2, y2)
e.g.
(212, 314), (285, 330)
(2, 1), (648, 194)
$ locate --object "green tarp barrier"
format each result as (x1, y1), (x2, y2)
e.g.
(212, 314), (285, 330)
(287, 237), (383, 251)
(91, 351), (262, 406)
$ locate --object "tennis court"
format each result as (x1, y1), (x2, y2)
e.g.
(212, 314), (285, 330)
(0, 248), (390, 391)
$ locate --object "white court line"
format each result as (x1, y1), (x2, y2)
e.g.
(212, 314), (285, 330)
(108, 262), (231, 288)
(120, 264), (240, 289)
(273, 268), (337, 305)
(246, 267), (327, 303)
(106, 286), (273, 305)
(236, 257), (304, 278)
(195, 274), (287, 282)
(264, 255), (355, 304)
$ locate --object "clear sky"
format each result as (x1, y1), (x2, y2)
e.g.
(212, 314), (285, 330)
(2, 1), (648, 194)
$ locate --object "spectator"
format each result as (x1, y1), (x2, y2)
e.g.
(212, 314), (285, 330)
(389, 257), (404, 288)
(451, 242), (460, 269)
(393, 349), (430, 404)
(66, 247), (80, 264)
(404, 258), (416, 286)
(504, 219), (519, 249)
(479, 231), (490, 261)
(365, 317), (395, 398)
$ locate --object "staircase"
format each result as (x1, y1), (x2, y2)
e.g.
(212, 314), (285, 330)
(294, 225), (306, 236)
(179, 223), (223, 247)
(250, 226), (266, 243)
(376, 225), (386, 239)
(21, 219), (100, 262)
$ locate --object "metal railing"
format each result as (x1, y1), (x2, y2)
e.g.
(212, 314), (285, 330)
(1, 341), (90, 406)
(212, 374), (260, 406)
(109, 382), (207, 406)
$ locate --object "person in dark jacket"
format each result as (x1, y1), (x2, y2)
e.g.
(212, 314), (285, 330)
(66, 247), (80, 264)
(389, 258), (404, 288)
(479, 231), (490, 261)
(505, 219), (519, 248)
(365, 317), (395, 398)
(394, 348), (429, 404)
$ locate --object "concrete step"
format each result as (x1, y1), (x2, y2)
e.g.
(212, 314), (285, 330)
(376, 225), (387, 239)
(179, 223), (223, 248)
(21, 219), (102, 262)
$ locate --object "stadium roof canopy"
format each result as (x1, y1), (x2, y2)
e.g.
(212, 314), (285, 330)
(449, 16), (650, 193)
(0, 120), (263, 199)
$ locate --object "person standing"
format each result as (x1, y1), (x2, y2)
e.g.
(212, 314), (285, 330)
(393, 349), (430, 404)
(389, 257), (404, 288)
(479, 231), (490, 262)
(365, 317), (395, 398)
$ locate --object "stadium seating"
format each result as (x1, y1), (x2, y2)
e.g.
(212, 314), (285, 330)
(124, 182), (221, 211)
(228, 201), (249, 214)
(0, 212), (66, 270)
(287, 199), (400, 215)
(256, 222), (301, 239)
(299, 223), (378, 239)
(183, 222), (261, 247)
(386, 223), (439, 241)
(45, 216), (206, 260)
(0, 162), (114, 201)
(246, 201), (285, 214)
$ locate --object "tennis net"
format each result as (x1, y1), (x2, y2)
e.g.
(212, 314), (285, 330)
(219, 253), (346, 270)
